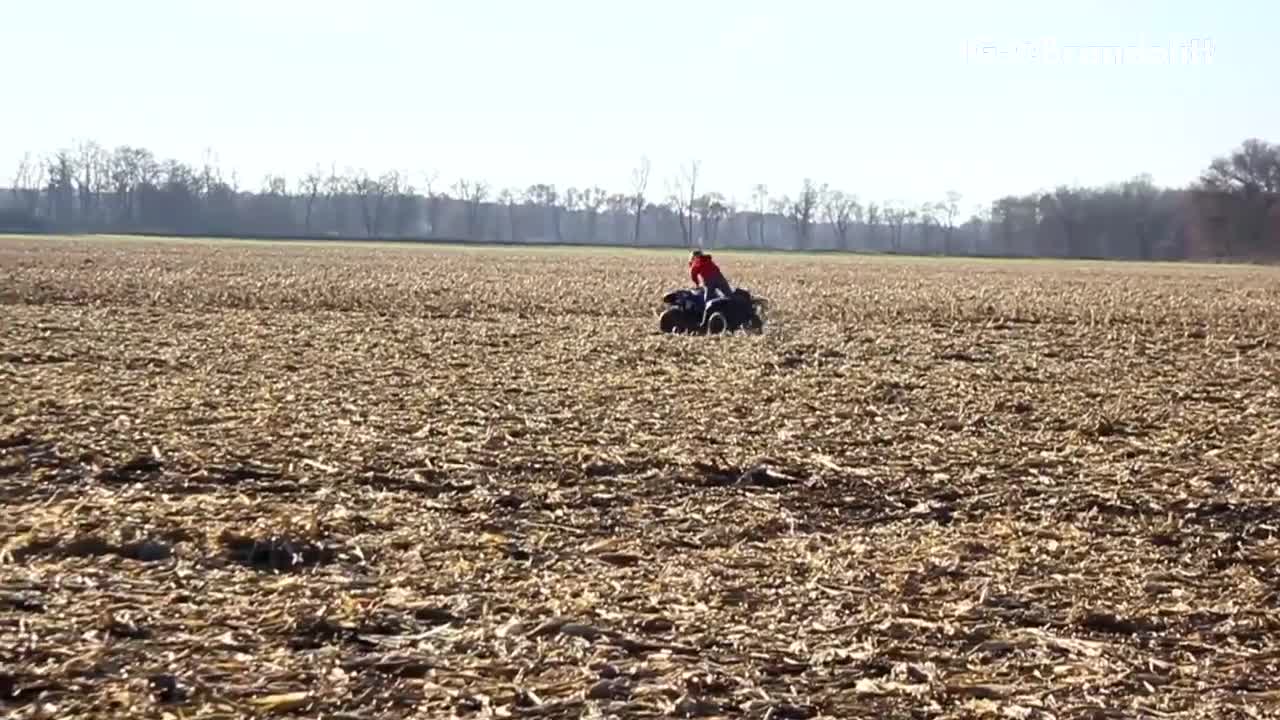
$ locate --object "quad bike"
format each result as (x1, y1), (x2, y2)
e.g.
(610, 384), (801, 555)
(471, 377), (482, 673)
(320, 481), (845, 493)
(658, 287), (767, 335)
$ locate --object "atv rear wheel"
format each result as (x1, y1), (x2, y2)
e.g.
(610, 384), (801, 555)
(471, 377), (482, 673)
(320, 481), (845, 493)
(745, 312), (764, 334)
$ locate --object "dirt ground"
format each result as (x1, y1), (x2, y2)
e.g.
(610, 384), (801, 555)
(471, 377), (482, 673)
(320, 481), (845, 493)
(2, 235), (1280, 719)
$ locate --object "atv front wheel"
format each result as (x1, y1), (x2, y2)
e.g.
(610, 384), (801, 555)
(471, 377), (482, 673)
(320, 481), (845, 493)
(705, 312), (729, 335)
(659, 307), (684, 334)
(745, 312), (764, 334)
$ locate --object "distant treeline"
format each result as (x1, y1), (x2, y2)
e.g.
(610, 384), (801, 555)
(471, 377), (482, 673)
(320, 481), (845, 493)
(3, 138), (1278, 261)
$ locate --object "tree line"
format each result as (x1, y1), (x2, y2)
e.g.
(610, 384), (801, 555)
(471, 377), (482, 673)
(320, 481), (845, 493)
(2, 138), (1277, 260)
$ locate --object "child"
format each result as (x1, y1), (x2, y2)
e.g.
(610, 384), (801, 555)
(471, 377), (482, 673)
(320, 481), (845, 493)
(688, 250), (733, 304)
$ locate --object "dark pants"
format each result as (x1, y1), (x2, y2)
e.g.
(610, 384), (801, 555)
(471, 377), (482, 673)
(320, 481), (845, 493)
(700, 274), (733, 324)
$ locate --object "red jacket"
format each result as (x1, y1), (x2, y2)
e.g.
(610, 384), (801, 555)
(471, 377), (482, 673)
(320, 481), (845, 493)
(689, 254), (722, 285)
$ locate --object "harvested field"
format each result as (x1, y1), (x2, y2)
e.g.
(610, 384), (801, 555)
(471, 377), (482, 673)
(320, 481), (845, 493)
(3, 234), (1280, 719)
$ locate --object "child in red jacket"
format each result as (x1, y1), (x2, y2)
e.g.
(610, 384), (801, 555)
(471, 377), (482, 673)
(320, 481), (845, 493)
(689, 250), (733, 304)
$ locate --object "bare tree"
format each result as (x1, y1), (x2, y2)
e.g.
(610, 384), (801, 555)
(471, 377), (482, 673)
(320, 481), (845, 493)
(262, 174), (288, 197)
(299, 168), (324, 234)
(665, 195), (688, 246)
(1122, 174), (1161, 259)
(963, 204), (989, 253)
(152, 158), (201, 232)
(252, 173), (288, 234)
(74, 141), (107, 226)
(940, 191), (961, 254)
(1200, 138), (1280, 194)
(196, 150), (238, 232)
(721, 197), (740, 246)
(196, 148), (219, 223)
(821, 187), (860, 250)
(46, 150), (78, 224)
(108, 148), (139, 226)
(523, 184), (559, 242)
(498, 188), (520, 243)
(606, 192), (630, 244)
(864, 202), (881, 249)
(579, 186), (606, 244)
(352, 170), (392, 237)
(560, 187), (583, 243)
(325, 165), (350, 235)
(694, 192), (730, 247)
(381, 171), (404, 237)
(769, 197), (788, 240)
(1039, 186), (1089, 257)
(1199, 138), (1280, 255)
(749, 184), (769, 247)
(883, 203), (911, 252)
(352, 170), (378, 237)
(454, 178), (490, 240)
(423, 172), (449, 237)
(990, 195), (1043, 255)
(13, 153), (47, 216)
(629, 156), (650, 245)
(784, 179), (820, 250)
(918, 202), (939, 252)
(391, 172), (418, 237)
(666, 160), (700, 246)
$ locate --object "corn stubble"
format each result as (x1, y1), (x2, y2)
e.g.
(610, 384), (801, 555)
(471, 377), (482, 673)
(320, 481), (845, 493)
(2, 236), (1280, 719)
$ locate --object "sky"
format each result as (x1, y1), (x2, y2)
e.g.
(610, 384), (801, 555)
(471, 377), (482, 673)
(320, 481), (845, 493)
(3, 0), (1276, 211)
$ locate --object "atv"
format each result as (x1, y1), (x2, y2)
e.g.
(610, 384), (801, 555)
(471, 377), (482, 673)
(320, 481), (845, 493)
(658, 287), (767, 335)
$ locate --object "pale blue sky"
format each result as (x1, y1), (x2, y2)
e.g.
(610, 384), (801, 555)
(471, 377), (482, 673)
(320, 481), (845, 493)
(3, 0), (1275, 210)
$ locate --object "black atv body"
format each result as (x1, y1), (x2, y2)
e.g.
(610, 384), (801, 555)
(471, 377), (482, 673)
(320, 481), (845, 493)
(658, 287), (766, 334)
